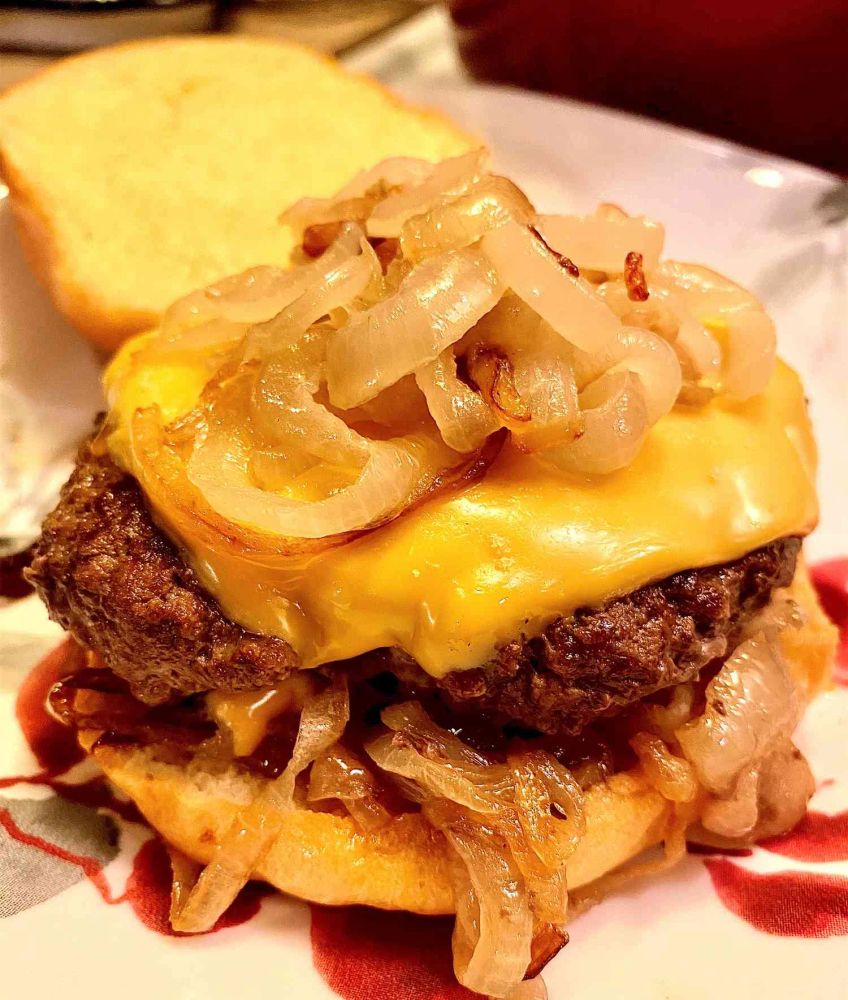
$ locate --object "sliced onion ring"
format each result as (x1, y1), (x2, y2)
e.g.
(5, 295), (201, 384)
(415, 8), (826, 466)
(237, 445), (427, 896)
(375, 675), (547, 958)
(481, 220), (620, 353)
(171, 676), (349, 933)
(326, 248), (504, 410)
(425, 798), (534, 998)
(366, 149), (489, 239)
(541, 370), (650, 475)
(307, 744), (392, 832)
(129, 404), (503, 556)
(415, 349), (500, 453)
(569, 326), (682, 424)
(280, 157), (435, 235)
(400, 174), (534, 262)
(537, 210), (665, 274)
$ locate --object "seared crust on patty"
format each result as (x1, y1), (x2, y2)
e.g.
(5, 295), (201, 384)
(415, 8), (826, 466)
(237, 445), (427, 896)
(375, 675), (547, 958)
(402, 537), (801, 734)
(29, 439), (800, 732)
(28, 435), (298, 704)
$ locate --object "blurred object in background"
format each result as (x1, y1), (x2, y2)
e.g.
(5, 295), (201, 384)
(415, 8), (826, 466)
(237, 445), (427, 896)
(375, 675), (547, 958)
(222, 0), (421, 53)
(449, 0), (848, 173)
(0, 0), (426, 90)
(0, 0), (217, 53)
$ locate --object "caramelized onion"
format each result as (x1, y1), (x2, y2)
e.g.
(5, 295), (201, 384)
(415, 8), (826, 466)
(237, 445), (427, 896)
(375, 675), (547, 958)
(186, 418), (465, 540)
(171, 676), (349, 933)
(425, 799), (534, 998)
(326, 249), (504, 409)
(624, 251), (650, 302)
(655, 261), (776, 399)
(130, 404), (500, 556)
(400, 175), (534, 261)
(244, 232), (380, 360)
(307, 744), (392, 832)
(630, 732), (699, 803)
(676, 631), (810, 840)
(509, 751), (585, 869)
(468, 296), (581, 450)
(568, 326), (682, 425)
(365, 703), (584, 997)
(481, 221), (619, 353)
(542, 370), (649, 475)
(366, 702), (512, 813)
(161, 223), (363, 339)
(466, 343), (532, 426)
(537, 210), (665, 273)
(280, 157), (434, 235)
(415, 349), (500, 452)
(367, 149), (488, 239)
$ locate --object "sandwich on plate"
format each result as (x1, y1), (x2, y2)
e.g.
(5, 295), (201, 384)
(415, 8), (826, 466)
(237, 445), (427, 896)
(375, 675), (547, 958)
(25, 150), (835, 996)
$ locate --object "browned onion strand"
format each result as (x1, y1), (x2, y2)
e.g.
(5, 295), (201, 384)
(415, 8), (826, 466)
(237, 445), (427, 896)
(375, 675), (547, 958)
(126, 153), (781, 553)
(325, 248), (504, 410)
(415, 350), (501, 452)
(279, 156), (435, 235)
(424, 798), (534, 997)
(366, 148), (489, 238)
(676, 629), (812, 841)
(629, 732), (699, 803)
(365, 702), (584, 997)
(542, 370), (650, 476)
(400, 174), (535, 262)
(171, 676), (349, 933)
(307, 744), (393, 832)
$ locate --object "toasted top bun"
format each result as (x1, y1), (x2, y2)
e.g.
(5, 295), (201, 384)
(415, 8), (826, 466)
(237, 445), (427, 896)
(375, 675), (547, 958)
(83, 562), (835, 916)
(0, 36), (473, 351)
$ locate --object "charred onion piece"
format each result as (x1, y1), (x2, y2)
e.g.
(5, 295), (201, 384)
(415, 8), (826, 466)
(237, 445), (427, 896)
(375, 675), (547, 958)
(624, 251), (649, 302)
(466, 343), (532, 425)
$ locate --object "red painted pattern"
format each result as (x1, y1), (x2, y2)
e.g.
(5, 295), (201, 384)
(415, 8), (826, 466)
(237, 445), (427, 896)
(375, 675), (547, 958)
(762, 811), (848, 863)
(3, 640), (266, 936)
(705, 859), (848, 937)
(811, 558), (848, 681)
(13, 637), (86, 775)
(0, 803), (120, 904)
(310, 905), (474, 1000)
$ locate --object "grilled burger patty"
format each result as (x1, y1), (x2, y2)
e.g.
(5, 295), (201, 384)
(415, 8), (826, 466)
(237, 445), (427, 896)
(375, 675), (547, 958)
(28, 437), (800, 733)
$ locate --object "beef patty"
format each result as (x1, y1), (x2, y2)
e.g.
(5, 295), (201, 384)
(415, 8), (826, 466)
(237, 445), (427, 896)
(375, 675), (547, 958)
(28, 437), (800, 734)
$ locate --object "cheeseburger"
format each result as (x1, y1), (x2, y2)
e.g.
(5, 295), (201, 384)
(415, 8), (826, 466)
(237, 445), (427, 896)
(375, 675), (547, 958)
(28, 151), (836, 997)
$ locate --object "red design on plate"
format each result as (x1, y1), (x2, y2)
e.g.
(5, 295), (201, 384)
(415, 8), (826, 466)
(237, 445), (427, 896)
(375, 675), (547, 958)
(811, 558), (848, 681)
(310, 905), (473, 1000)
(12, 637), (86, 776)
(3, 640), (266, 935)
(762, 811), (848, 863)
(705, 859), (848, 937)
(0, 802), (120, 903)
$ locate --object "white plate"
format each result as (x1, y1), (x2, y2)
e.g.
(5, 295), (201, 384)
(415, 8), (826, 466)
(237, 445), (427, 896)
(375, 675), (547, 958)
(1, 80), (847, 1000)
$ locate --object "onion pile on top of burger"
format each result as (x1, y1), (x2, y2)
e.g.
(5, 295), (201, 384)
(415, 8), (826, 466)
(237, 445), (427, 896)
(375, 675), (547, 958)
(29, 150), (836, 997)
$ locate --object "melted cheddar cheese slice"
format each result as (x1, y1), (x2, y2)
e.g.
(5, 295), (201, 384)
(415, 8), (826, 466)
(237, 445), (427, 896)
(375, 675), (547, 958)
(106, 339), (818, 678)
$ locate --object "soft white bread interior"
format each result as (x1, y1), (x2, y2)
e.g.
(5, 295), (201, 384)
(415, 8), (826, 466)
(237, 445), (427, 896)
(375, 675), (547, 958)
(0, 36), (473, 351)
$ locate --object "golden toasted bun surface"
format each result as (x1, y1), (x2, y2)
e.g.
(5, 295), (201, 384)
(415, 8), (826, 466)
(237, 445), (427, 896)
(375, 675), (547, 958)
(0, 36), (473, 351)
(93, 745), (671, 915)
(85, 563), (835, 915)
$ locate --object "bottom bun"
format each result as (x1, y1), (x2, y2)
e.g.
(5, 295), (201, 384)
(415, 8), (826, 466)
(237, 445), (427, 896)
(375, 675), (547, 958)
(86, 562), (835, 915)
